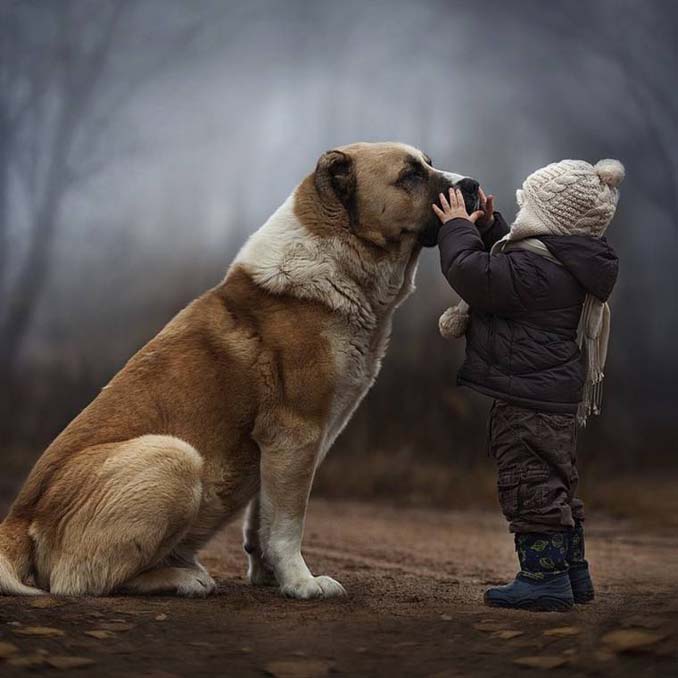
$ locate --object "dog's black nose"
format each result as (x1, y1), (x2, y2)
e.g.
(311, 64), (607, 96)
(457, 178), (479, 195)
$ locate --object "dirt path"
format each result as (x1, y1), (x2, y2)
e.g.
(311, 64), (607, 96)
(1, 500), (676, 677)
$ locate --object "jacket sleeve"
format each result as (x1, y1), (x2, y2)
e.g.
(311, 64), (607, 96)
(476, 211), (509, 250)
(437, 217), (524, 313)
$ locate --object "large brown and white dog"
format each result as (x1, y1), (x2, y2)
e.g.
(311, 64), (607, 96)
(0, 142), (478, 599)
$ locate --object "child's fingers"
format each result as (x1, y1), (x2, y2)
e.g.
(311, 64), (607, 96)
(455, 188), (465, 210)
(486, 194), (495, 214)
(438, 192), (450, 211)
(450, 186), (464, 209)
(432, 203), (446, 221)
(449, 187), (464, 210)
(447, 187), (457, 208)
(479, 187), (487, 208)
(468, 210), (485, 224)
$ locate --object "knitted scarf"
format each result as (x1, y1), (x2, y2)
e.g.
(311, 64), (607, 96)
(439, 233), (611, 427)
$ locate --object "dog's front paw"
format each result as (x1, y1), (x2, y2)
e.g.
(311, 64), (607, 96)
(280, 575), (347, 600)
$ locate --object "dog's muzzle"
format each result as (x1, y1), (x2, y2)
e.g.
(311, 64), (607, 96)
(456, 177), (480, 214)
(418, 175), (481, 248)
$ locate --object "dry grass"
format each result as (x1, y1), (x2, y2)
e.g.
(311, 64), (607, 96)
(314, 450), (499, 511)
(315, 451), (678, 529)
(582, 473), (678, 529)
(3, 447), (677, 529)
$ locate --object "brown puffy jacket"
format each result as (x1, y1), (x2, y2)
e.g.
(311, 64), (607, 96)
(438, 213), (618, 413)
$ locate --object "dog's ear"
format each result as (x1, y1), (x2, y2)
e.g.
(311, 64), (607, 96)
(314, 149), (356, 213)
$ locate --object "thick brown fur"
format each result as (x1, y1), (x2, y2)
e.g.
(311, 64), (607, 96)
(0, 142), (460, 599)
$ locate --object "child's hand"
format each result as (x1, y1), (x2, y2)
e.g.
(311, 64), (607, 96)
(475, 188), (496, 228)
(432, 187), (484, 225)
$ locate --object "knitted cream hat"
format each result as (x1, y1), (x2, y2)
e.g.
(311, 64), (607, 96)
(516, 158), (625, 237)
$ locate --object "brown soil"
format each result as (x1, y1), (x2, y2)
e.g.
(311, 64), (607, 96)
(1, 500), (676, 677)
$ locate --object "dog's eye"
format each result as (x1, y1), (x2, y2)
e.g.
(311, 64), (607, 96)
(398, 168), (424, 185)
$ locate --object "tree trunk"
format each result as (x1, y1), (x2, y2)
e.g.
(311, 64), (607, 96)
(0, 148), (67, 447)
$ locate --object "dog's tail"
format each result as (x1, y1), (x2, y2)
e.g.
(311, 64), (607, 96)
(0, 518), (45, 595)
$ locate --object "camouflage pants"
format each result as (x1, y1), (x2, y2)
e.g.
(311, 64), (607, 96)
(488, 400), (584, 533)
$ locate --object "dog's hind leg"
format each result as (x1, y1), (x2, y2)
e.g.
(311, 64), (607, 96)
(120, 563), (216, 598)
(37, 435), (205, 596)
(120, 548), (215, 597)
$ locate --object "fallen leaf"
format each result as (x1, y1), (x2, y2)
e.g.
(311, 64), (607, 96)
(513, 656), (568, 669)
(544, 626), (581, 637)
(46, 656), (96, 670)
(440, 614), (453, 621)
(0, 641), (19, 658)
(96, 622), (134, 632)
(264, 659), (332, 677)
(29, 597), (66, 609)
(8, 654), (47, 668)
(601, 629), (664, 653)
(240, 646), (253, 654)
(473, 622), (506, 632)
(493, 630), (524, 640)
(155, 613), (168, 621)
(14, 626), (65, 637)
(84, 630), (116, 639)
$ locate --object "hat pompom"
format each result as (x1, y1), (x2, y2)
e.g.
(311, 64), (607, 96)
(594, 159), (625, 188)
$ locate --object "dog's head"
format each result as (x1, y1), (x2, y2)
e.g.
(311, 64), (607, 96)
(312, 142), (479, 249)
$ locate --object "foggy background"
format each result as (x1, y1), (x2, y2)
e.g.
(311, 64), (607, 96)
(2, 0), (677, 515)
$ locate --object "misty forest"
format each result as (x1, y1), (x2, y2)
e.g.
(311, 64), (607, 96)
(3, 0), (676, 502)
(1, 2), (677, 675)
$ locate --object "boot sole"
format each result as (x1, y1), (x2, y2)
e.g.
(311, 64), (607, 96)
(484, 591), (574, 612)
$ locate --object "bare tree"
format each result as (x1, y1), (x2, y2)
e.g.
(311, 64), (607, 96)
(0, 0), (209, 443)
(492, 0), (678, 224)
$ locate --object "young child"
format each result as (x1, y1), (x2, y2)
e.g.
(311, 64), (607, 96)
(433, 159), (623, 611)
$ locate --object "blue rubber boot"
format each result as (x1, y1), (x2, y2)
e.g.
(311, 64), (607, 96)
(568, 522), (594, 603)
(484, 533), (574, 612)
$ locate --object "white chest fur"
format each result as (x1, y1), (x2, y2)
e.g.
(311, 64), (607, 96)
(318, 247), (419, 462)
(234, 190), (419, 463)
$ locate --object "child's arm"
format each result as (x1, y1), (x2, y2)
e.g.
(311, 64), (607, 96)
(434, 188), (524, 313)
